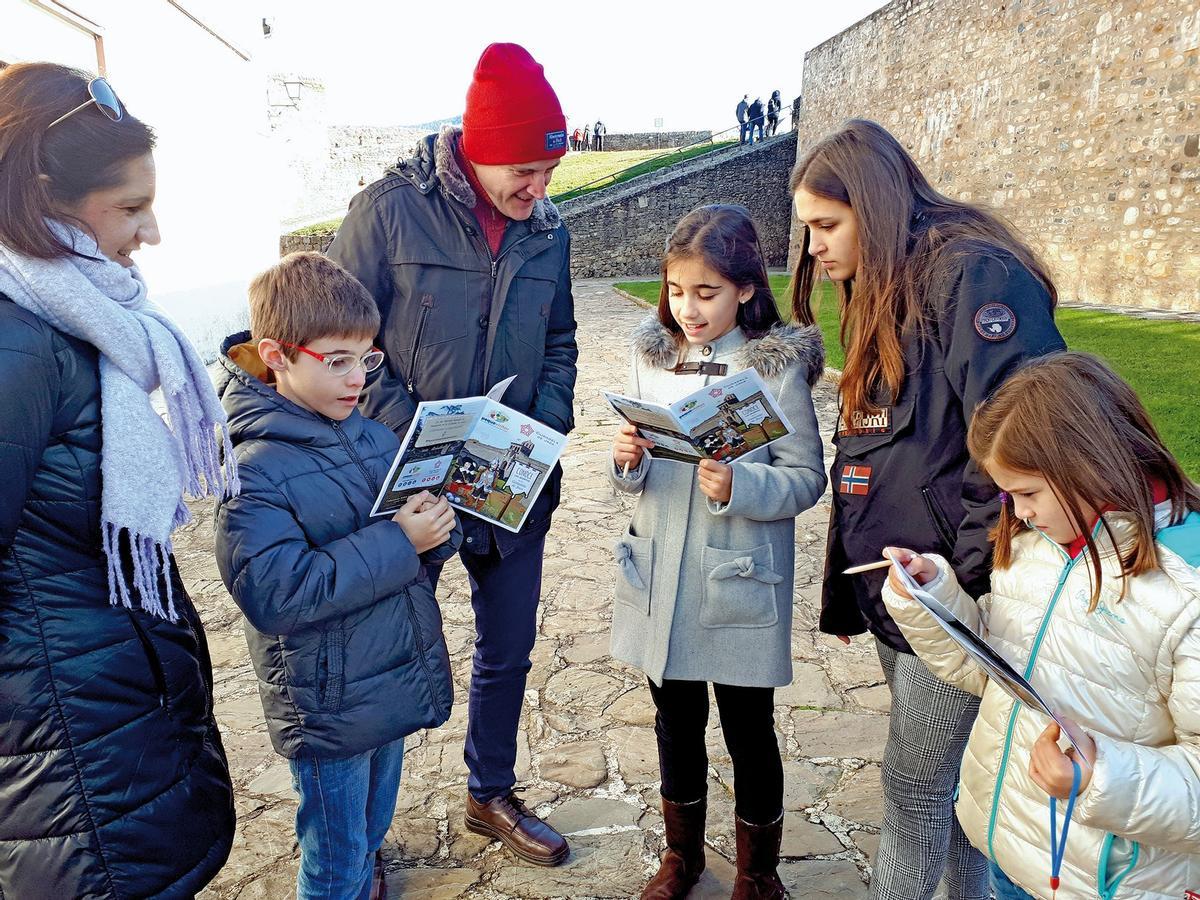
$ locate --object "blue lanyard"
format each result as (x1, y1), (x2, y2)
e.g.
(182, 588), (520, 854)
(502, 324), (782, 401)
(1049, 759), (1082, 897)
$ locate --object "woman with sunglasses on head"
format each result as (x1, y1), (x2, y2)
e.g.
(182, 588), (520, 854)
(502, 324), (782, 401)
(790, 120), (1065, 900)
(0, 63), (237, 896)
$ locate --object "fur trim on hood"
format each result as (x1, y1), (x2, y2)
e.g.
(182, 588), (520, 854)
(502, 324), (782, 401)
(429, 126), (563, 233)
(631, 315), (825, 386)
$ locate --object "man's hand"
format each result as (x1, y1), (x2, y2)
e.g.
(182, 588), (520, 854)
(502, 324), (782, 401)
(392, 492), (457, 553)
(698, 458), (733, 504)
(1029, 720), (1096, 800)
(883, 547), (939, 599)
(613, 422), (654, 471)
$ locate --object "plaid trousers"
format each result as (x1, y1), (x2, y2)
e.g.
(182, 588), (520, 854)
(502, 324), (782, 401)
(869, 641), (990, 900)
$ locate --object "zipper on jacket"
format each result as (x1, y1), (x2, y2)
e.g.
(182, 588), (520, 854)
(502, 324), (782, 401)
(407, 295), (434, 393)
(921, 487), (957, 549)
(331, 420), (379, 496)
(126, 611), (172, 715)
(403, 590), (448, 717)
(985, 527), (1095, 859)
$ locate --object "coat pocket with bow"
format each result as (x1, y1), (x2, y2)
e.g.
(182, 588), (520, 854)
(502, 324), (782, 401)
(613, 529), (654, 614)
(699, 544), (782, 629)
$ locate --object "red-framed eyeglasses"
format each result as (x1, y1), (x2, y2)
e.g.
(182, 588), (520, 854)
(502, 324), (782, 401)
(278, 341), (385, 376)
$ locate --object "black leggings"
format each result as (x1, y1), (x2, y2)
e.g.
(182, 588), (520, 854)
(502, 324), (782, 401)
(647, 678), (783, 825)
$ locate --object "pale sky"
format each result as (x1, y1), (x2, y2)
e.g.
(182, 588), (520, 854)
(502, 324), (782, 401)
(256, 0), (890, 132)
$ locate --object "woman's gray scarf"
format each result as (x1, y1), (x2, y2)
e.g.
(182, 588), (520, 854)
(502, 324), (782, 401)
(0, 224), (238, 621)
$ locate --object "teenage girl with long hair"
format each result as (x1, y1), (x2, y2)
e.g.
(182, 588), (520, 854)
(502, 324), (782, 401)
(789, 119), (1066, 900)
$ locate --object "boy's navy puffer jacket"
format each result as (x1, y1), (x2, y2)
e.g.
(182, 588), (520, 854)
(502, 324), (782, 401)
(214, 333), (457, 759)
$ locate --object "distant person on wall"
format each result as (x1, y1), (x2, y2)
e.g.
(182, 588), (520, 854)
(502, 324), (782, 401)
(572, 125), (583, 151)
(593, 119), (606, 151)
(748, 96), (765, 144)
(736, 93), (750, 144)
(766, 91), (782, 137)
(581, 123), (590, 152)
(329, 42), (578, 869)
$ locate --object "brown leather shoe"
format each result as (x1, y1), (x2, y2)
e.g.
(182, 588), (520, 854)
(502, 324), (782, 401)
(368, 850), (386, 900)
(465, 790), (569, 866)
(730, 812), (786, 900)
(641, 796), (706, 899)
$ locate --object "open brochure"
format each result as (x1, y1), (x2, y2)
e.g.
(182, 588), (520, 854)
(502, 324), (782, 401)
(887, 553), (1091, 760)
(370, 376), (568, 533)
(602, 368), (794, 465)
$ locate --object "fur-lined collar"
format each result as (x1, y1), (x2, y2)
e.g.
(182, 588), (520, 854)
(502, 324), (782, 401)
(631, 315), (825, 386)
(427, 126), (562, 233)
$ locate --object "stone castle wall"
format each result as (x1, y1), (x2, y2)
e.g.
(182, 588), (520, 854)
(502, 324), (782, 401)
(790, 0), (1200, 311)
(561, 137), (796, 278)
(280, 137), (798, 279)
(597, 131), (713, 152)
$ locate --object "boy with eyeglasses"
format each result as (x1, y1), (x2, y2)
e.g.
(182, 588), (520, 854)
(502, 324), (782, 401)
(213, 251), (460, 900)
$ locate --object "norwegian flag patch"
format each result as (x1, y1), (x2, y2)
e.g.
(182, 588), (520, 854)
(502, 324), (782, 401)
(839, 465), (872, 496)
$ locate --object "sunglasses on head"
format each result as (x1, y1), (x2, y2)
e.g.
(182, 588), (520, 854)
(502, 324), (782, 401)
(47, 77), (123, 131)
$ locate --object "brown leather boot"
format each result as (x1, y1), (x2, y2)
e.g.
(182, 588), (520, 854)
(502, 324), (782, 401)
(641, 796), (707, 900)
(465, 790), (569, 866)
(730, 812), (786, 900)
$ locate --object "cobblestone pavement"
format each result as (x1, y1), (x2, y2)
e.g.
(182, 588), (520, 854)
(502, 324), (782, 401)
(184, 280), (897, 900)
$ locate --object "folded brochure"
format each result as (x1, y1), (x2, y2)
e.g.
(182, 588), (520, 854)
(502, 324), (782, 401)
(887, 552), (1091, 760)
(370, 376), (567, 533)
(602, 368), (794, 465)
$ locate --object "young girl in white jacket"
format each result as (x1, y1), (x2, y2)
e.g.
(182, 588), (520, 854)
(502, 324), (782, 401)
(882, 352), (1200, 900)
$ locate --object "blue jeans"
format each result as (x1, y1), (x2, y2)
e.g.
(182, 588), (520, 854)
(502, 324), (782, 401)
(289, 738), (405, 900)
(990, 862), (1036, 900)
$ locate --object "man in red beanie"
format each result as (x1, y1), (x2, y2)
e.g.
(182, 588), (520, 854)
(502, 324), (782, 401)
(330, 43), (576, 872)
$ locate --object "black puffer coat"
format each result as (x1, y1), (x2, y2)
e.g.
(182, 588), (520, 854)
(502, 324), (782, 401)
(0, 296), (235, 898)
(213, 334), (458, 759)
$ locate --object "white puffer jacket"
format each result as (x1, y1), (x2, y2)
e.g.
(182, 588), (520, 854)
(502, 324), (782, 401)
(882, 506), (1200, 900)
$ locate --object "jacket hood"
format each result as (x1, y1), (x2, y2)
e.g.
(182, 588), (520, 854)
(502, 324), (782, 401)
(396, 127), (563, 233)
(631, 315), (826, 386)
(215, 330), (365, 449)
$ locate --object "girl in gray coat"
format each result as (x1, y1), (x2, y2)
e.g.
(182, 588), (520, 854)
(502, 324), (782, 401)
(610, 205), (826, 900)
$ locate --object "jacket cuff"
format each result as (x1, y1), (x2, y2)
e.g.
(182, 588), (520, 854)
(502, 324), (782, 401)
(610, 454), (650, 492)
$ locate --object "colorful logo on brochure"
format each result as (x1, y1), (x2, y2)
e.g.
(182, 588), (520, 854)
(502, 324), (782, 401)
(487, 410), (510, 424)
(679, 400), (700, 414)
(708, 388), (724, 398)
(520, 424), (534, 436)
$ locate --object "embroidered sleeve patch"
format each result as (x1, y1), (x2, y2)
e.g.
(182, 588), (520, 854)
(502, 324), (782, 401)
(837, 408), (892, 438)
(839, 465), (872, 496)
(974, 303), (1017, 341)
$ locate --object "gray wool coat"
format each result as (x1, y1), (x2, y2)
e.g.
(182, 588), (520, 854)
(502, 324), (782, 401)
(609, 317), (827, 687)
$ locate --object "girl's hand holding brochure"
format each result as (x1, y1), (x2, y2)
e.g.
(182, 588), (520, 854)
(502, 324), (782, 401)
(883, 545), (1099, 798)
(393, 491), (457, 553)
(882, 547), (940, 596)
(613, 422), (654, 470)
(697, 458), (733, 503)
(1030, 721), (1096, 800)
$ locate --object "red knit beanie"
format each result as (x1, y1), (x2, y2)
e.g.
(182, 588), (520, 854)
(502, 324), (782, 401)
(461, 43), (567, 165)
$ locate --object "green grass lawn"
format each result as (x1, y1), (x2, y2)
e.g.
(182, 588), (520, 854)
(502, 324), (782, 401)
(549, 142), (736, 203)
(614, 276), (1200, 476)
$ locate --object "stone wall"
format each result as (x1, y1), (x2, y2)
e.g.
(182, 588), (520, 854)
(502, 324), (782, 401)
(598, 131), (713, 152)
(280, 232), (335, 257)
(790, 0), (1200, 311)
(561, 137), (797, 278)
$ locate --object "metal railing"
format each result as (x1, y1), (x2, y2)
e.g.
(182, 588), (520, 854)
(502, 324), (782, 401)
(551, 100), (798, 203)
